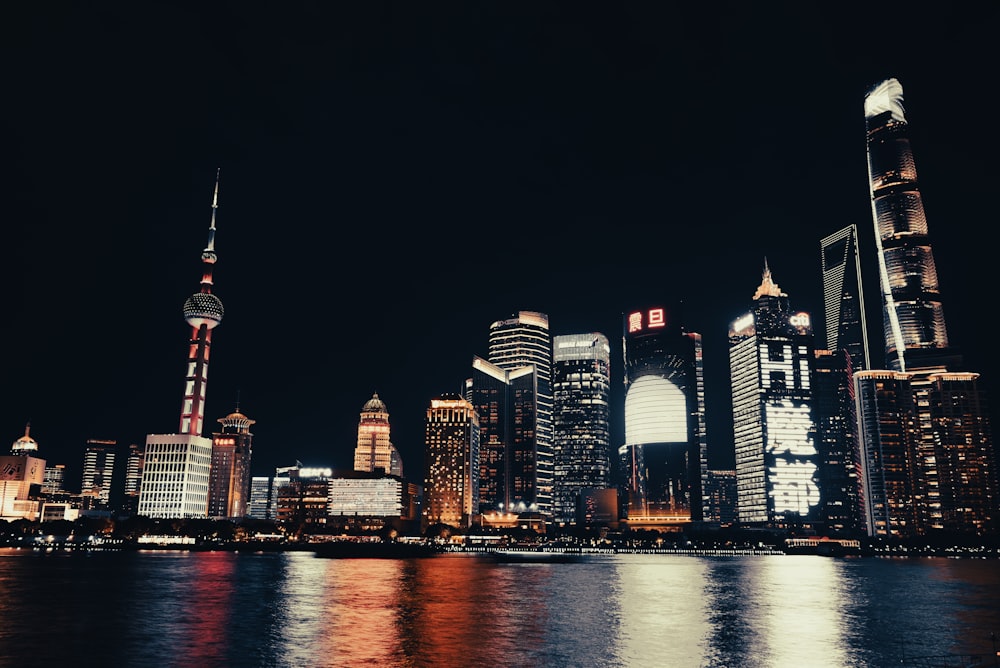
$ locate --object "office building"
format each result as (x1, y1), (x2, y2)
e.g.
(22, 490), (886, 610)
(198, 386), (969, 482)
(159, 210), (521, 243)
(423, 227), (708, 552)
(138, 171), (225, 519)
(729, 263), (820, 527)
(857, 79), (996, 536)
(619, 304), (707, 529)
(2, 424), (45, 520)
(865, 78), (959, 373)
(80, 439), (116, 508)
(551, 333), (612, 527)
(467, 311), (552, 522)
(121, 443), (144, 515)
(247, 476), (272, 520)
(422, 393), (479, 531)
(208, 406), (255, 519)
(702, 469), (737, 527)
(42, 463), (66, 494)
(353, 393), (403, 477)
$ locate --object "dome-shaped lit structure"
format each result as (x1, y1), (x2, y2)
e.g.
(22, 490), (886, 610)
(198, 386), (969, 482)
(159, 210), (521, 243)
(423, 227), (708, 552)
(183, 292), (225, 329)
(217, 410), (255, 434)
(11, 423), (38, 454)
(362, 392), (387, 414)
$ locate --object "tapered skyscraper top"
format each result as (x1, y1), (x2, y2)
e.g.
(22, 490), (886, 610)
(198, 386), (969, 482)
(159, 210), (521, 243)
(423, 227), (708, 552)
(864, 78), (957, 372)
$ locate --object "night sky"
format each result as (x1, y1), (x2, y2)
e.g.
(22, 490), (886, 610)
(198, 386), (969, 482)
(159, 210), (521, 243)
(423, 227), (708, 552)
(6, 3), (998, 485)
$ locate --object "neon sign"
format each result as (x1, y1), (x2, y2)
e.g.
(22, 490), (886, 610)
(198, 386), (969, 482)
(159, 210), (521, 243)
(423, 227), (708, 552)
(628, 307), (666, 333)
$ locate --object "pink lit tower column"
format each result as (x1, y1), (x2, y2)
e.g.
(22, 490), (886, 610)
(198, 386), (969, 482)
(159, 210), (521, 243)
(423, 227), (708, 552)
(137, 170), (225, 519)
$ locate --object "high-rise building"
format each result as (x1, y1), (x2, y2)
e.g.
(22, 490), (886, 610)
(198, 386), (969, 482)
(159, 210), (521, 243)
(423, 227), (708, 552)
(208, 406), (255, 519)
(488, 311), (553, 518)
(864, 78), (960, 373)
(42, 463), (66, 495)
(80, 439), (116, 508)
(422, 393), (479, 531)
(857, 79), (996, 537)
(729, 263), (820, 527)
(820, 224), (871, 373)
(2, 424), (45, 520)
(619, 305), (707, 529)
(551, 333), (612, 527)
(816, 224), (872, 536)
(247, 476), (272, 520)
(353, 393), (402, 478)
(138, 171), (225, 519)
(702, 469), (737, 527)
(121, 443), (144, 515)
(467, 311), (552, 522)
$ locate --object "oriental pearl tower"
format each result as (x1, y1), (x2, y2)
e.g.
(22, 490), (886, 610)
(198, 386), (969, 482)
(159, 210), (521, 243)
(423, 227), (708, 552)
(137, 170), (226, 519)
(179, 168), (225, 436)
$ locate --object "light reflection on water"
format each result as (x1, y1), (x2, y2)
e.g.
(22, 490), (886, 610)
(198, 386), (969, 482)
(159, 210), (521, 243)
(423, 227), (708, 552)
(1, 548), (998, 668)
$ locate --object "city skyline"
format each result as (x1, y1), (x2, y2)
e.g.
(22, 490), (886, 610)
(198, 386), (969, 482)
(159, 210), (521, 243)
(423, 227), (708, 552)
(8, 5), (997, 483)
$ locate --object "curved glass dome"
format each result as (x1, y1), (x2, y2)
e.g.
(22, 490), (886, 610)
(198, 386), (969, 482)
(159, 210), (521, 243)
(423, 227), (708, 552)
(624, 375), (688, 445)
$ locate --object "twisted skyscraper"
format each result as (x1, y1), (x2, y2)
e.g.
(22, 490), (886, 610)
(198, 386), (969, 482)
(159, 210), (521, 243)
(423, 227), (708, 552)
(857, 80), (996, 536)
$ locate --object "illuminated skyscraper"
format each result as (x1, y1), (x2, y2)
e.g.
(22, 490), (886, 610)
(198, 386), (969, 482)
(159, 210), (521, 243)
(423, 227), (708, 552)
(619, 304), (707, 528)
(422, 393), (480, 531)
(80, 439), (116, 508)
(121, 443), (143, 514)
(208, 405), (255, 519)
(551, 333), (612, 526)
(815, 224), (871, 535)
(468, 311), (552, 521)
(488, 311), (553, 518)
(820, 224), (871, 373)
(138, 171), (224, 519)
(865, 78), (960, 373)
(857, 79), (996, 536)
(353, 393), (402, 477)
(729, 263), (819, 527)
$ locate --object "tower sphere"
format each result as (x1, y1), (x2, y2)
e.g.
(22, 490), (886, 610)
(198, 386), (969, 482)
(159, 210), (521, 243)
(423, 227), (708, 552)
(183, 292), (224, 329)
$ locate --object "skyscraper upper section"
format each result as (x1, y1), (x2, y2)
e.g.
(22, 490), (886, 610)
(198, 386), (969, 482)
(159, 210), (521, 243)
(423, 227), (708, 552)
(353, 392), (402, 478)
(865, 78), (957, 373)
(620, 304), (707, 526)
(551, 332), (612, 526)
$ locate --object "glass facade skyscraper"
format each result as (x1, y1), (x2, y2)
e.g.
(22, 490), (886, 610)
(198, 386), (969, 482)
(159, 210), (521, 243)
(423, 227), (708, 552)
(865, 78), (959, 373)
(551, 333), (612, 526)
(487, 311), (553, 518)
(857, 78), (996, 537)
(729, 264), (819, 527)
(620, 304), (707, 527)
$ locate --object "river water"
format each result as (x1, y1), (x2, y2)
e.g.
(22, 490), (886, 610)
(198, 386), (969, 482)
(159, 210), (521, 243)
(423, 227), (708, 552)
(1, 548), (998, 667)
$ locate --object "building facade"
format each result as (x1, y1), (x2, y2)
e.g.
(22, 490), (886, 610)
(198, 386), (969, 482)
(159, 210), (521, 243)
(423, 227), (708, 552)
(138, 171), (225, 519)
(865, 78), (958, 373)
(1, 425), (45, 521)
(466, 311), (553, 522)
(729, 264), (820, 528)
(857, 79), (996, 537)
(422, 393), (480, 531)
(619, 304), (707, 529)
(80, 439), (117, 508)
(353, 393), (402, 478)
(208, 407), (255, 519)
(551, 333), (612, 527)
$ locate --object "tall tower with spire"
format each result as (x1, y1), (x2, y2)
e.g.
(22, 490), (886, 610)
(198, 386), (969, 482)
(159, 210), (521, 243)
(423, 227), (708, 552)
(728, 261), (820, 528)
(208, 398), (255, 519)
(138, 170), (225, 519)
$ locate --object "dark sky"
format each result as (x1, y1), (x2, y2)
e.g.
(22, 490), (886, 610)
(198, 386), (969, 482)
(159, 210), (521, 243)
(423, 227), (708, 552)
(6, 3), (998, 486)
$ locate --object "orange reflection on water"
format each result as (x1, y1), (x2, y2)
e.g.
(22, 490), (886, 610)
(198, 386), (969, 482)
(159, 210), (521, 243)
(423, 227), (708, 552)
(277, 552), (552, 667)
